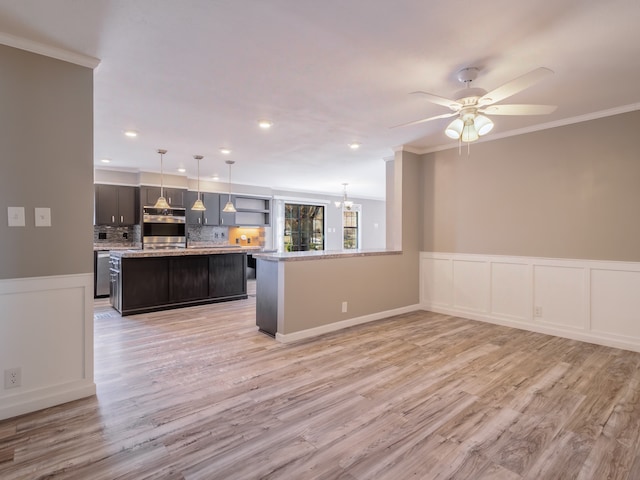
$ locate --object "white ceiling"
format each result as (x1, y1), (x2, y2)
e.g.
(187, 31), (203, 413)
(1, 0), (639, 200)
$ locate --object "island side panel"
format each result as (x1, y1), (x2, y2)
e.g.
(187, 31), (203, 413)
(256, 259), (278, 336)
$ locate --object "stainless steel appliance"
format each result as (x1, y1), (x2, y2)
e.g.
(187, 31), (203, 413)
(95, 250), (111, 297)
(142, 206), (186, 249)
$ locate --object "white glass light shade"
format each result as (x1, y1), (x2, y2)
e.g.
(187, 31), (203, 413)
(461, 122), (479, 142)
(191, 198), (206, 211)
(222, 200), (237, 213)
(445, 118), (464, 139)
(474, 115), (494, 136)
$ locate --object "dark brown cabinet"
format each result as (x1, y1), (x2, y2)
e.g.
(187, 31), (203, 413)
(210, 253), (247, 298)
(186, 192), (220, 225)
(141, 186), (187, 208)
(95, 184), (139, 225)
(112, 252), (247, 315)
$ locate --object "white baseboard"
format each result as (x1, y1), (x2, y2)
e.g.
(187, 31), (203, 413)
(0, 273), (95, 420)
(420, 252), (640, 353)
(276, 303), (422, 344)
(0, 380), (96, 420)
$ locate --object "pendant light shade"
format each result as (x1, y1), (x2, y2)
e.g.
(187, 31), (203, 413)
(153, 149), (171, 209)
(191, 155), (206, 211)
(222, 160), (237, 213)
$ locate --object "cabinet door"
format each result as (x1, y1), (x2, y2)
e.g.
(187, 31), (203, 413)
(219, 194), (236, 226)
(122, 257), (170, 310)
(166, 188), (185, 207)
(95, 185), (118, 225)
(141, 186), (161, 207)
(170, 255), (209, 301)
(185, 191), (203, 225)
(202, 193), (220, 225)
(210, 253), (246, 298)
(117, 186), (138, 225)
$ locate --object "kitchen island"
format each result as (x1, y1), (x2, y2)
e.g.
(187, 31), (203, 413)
(110, 247), (254, 315)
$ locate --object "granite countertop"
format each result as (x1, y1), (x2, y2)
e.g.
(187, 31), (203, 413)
(111, 245), (262, 258)
(253, 249), (401, 262)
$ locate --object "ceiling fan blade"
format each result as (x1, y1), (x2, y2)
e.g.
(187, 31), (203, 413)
(480, 104), (557, 115)
(410, 91), (461, 110)
(390, 111), (457, 129)
(479, 67), (553, 105)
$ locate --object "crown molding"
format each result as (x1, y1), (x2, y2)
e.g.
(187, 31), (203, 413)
(0, 31), (100, 69)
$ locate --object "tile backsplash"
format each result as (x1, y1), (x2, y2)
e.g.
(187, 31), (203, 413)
(187, 225), (229, 245)
(93, 225), (141, 245)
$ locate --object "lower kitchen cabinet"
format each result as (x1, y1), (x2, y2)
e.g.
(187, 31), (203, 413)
(112, 252), (247, 315)
(210, 253), (247, 298)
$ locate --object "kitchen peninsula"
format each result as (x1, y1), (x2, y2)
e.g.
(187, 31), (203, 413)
(110, 247), (253, 316)
(253, 249), (403, 339)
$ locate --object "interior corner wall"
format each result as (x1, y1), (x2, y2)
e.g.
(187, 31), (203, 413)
(420, 110), (640, 262)
(0, 44), (95, 420)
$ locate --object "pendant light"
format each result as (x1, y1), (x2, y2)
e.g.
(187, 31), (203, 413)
(191, 155), (206, 211)
(222, 160), (237, 213)
(336, 183), (353, 209)
(153, 149), (170, 209)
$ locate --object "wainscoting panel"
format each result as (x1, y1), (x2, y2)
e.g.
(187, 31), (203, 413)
(452, 259), (490, 314)
(420, 256), (452, 308)
(533, 264), (586, 330)
(591, 268), (640, 340)
(490, 261), (529, 322)
(420, 253), (640, 352)
(0, 273), (95, 420)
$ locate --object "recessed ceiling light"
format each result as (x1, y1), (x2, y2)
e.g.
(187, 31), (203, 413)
(220, 148), (231, 155)
(124, 130), (138, 138)
(100, 158), (111, 163)
(212, 175), (220, 181)
(349, 142), (361, 150)
(177, 167), (186, 173)
(258, 120), (273, 129)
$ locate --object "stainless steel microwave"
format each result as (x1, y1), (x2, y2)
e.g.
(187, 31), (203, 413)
(142, 206), (186, 249)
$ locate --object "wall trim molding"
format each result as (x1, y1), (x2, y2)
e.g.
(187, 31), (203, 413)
(276, 303), (422, 344)
(420, 252), (640, 353)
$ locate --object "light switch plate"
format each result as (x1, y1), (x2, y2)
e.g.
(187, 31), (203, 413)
(7, 207), (25, 227)
(35, 207), (51, 227)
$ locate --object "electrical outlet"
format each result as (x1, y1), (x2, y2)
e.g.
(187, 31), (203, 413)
(342, 301), (348, 313)
(4, 367), (21, 389)
(534, 306), (543, 317)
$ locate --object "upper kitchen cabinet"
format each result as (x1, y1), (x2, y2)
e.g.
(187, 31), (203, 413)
(186, 192), (220, 225)
(219, 194), (271, 226)
(95, 184), (139, 226)
(140, 186), (187, 208)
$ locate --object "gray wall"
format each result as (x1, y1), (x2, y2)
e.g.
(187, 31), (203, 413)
(0, 45), (94, 278)
(421, 110), (640, 262)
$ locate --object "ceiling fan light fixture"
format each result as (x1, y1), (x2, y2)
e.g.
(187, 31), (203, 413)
(474, 115), (494, 136)
(445, 118), (464, 139)
(461, 122), (479, 143)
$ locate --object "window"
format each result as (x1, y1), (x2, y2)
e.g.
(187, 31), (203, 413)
(343, 208), (359, 249)
(284, 203), (324, 251)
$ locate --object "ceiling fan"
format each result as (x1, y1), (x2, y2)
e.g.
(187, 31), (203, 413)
(393, 67), (557, 142)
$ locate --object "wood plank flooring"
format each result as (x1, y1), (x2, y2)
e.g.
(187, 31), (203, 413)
(2, 280), (640, 479)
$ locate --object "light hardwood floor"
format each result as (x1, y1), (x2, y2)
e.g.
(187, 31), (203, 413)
(2, 280), (640, 479)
